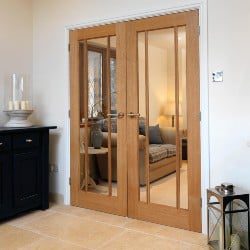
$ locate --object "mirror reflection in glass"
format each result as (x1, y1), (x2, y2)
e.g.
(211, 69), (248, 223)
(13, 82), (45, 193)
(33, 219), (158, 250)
(79, 36), (118, 196)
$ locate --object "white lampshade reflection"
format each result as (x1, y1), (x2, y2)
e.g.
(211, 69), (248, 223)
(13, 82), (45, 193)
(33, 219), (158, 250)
(164, 101), (182, 116)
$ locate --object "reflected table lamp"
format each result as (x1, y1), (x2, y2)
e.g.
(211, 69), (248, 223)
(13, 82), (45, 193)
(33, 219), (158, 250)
(165, 102), (182, 127)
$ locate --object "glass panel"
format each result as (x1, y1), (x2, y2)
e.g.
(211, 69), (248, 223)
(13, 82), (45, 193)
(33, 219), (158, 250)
(110, 36), (117, 113)
(208, 196), (223, 249)
(110, 36), (117, 196)
(79, 37), (118, 196)
(138, 32), (147, 202)
(225, 200), (249, 250)
(178, 26), (188, 209)
(138, 28), (178, 207)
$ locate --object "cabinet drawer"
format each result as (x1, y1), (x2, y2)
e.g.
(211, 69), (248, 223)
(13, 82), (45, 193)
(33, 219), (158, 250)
(0, 135), (11, 152)
(13, 133), (40, 149)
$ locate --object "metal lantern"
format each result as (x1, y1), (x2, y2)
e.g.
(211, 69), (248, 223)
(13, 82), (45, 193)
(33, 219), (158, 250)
(207, 185), (250, 250)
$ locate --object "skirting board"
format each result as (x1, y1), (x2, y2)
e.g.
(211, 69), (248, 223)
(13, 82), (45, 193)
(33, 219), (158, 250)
(49, 193), (64, 205)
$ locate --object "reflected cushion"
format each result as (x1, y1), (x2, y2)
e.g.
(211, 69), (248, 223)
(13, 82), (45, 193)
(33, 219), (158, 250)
(140, 124), (163, 144)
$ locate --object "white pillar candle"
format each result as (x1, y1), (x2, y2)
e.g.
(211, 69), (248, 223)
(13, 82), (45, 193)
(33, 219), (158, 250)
(21, 101), (26, 110)
(8, 101), (13, 110)
(25, 101), (31, 110)
(13, 101), (20, 110)
(12, 74), (17, 101)
(20, 76), (24, 100)
(231, 234), (240, 250)
(219, 223), (225, 250)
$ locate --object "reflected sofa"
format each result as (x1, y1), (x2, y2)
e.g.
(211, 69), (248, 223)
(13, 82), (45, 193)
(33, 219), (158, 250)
(95, 124), (177, 186)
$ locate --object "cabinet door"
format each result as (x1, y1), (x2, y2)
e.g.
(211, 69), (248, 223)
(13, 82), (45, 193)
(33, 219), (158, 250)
(0, 154), (11, 217)
(13, 151), (41, 208)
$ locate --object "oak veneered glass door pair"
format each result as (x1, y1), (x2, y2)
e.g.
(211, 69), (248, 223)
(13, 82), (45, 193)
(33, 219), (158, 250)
(70, 10), (201, 232)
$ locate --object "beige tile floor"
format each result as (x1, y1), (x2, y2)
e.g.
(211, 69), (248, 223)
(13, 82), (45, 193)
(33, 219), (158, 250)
(0, 204), (210, 250)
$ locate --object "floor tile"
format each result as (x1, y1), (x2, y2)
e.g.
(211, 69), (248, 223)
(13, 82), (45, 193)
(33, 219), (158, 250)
(7, 209), (55, 227)
(180, 242), (211, 250)
(50, 204), (92, 218)
(157, 226), (207, 246)
(86, 210), (130, 226)
(19, 237), (87, 250)
(100, 230), (180, 250)
(51, 204), (130, 226)
(123, 219), (164, 234)
(0, 224), (16, 235)
(0, 225), (41, 250)
(23, 212), (124, 249)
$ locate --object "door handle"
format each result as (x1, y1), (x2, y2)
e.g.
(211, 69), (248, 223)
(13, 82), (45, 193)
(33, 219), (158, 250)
(0, 142), (3, 146)
(107, 112), (124, 119)
(26, 139), (33, 143)
(127, 112), (140, 118)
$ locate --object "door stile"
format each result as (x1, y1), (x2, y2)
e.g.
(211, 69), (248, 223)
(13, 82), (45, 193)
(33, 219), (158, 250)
(116, 22), (128, 214)
(186, 11), (201, 232)
(174, 27), (181, 210)
(127, 22), (140, 218)
(83, 39), (89, 192)
(106, 36), (112, 196)
(70, 30), (80, 206)
(144, 31), (150, 204)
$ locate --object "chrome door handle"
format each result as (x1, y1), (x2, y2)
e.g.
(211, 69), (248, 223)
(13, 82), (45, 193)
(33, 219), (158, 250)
(0, 142), (3, 146)
(127, 112), (140, 118)
(26, 139), (33, 143)
(107, 112), (124, 119)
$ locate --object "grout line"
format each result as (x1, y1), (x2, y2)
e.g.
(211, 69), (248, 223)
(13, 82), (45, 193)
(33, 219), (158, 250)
(95, 230), (128, 250)
(50, 209), (131, 229)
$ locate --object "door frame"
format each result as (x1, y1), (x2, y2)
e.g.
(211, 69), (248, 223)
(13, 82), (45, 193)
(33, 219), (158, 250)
(65, 0), (209, 233)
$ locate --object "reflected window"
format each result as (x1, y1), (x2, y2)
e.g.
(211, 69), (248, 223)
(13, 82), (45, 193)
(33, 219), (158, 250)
(88, 50), (103, 117)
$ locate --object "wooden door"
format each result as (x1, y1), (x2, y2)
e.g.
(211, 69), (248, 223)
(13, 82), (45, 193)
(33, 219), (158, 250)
(70, 23), (128, 215)
(126, 11), (201, 232)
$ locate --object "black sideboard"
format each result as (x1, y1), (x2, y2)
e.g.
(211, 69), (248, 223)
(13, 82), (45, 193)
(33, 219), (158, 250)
(0, 126), (56, 221)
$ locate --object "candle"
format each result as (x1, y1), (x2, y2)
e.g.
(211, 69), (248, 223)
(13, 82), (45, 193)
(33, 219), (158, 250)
(13, 101), (20, 110)
(231, 234), (240, 250)
(25, 101), (31, 110)
(12, 74), (17, 101)
(8, 101), (13, 110)
(21, 101), (26, 110)
(219, 223), (224, 250)
(20, 76), (24, 100)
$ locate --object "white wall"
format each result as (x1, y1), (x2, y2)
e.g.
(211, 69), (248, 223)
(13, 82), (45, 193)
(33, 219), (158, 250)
(0, 0), (33, 125)
(31, 0), (250, 232)
(208, 0), (250, 191)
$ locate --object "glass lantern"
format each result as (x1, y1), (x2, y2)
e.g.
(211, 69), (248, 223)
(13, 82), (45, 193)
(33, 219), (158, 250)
(3, 74), (33, 127)
(207, 187), (250, 250)
(4, 73), (33, 111)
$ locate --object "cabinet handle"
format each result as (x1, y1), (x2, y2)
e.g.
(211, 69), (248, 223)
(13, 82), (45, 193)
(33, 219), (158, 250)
(0, 142), (3, 146)
(26, 139), (33, 143)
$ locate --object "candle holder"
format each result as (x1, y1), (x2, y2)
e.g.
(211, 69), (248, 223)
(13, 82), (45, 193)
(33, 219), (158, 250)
(4, 74), (34, 127)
